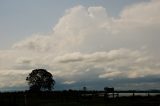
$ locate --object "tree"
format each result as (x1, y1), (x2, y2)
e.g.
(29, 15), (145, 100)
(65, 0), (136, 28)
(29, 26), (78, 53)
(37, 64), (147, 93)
(26, 69), (55, 91)
(104, 86), (114, 92)
(83, 86), (87, 91)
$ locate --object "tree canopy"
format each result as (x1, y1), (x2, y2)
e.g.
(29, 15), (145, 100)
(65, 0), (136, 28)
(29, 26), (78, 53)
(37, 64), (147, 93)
(26, 69), (55, 91)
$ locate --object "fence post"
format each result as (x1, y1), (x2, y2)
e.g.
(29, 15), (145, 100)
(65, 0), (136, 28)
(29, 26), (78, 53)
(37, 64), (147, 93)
(24, 94), (27, 106)
(132, 91), (135, 97)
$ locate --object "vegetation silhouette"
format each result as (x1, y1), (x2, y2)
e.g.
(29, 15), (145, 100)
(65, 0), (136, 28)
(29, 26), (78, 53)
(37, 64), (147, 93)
(26, 69), (55, 92)
(104, 87), (114, 93)
(0, 90), (160, 106)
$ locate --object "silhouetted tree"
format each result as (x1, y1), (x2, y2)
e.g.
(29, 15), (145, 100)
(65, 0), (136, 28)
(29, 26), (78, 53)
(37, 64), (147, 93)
(104, 86), (108, 92)
(83, 86), (87, 91)
(104, 87), (114, 92)
(26, 69), (55, 91)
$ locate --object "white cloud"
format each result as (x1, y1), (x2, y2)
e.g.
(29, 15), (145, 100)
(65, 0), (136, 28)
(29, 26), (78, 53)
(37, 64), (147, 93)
(13, 0), (160, 54)
(13, 35), (52, 52)
(53, 48), (160, 79)
(0, 0), (160, 90)
(62, 81), (76, 85)
(99, 71), (122, 79)
(0, 70), (29, 88)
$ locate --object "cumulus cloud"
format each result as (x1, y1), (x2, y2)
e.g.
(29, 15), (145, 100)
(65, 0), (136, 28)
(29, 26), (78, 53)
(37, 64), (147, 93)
(0, 0), (160, 90)
(13, 0), (160, 54)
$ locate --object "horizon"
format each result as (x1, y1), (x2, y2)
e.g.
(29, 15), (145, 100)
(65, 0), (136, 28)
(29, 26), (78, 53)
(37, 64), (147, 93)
(0, 0), (160, 91)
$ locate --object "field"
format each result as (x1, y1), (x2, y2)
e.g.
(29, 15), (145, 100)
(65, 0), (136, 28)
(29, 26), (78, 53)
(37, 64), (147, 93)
(0, 91), (160, 106)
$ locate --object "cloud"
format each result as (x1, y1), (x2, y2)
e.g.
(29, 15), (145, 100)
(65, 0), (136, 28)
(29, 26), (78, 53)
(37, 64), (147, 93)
(13, 0), (160, 54)
(99, 71), (122, 79)
(0, 70), (29, 89)
(0, 0), (160, 90)
(13, 35), (52, 52)
(62, 81), (76, 85)
(53, 48), (160, 79)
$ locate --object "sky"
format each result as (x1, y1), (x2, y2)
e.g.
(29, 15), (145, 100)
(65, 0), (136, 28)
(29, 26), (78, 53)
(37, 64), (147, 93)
(0, 0), (160, 91)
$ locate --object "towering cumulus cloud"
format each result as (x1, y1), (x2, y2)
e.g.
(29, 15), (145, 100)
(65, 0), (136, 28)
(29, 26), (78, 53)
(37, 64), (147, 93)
(0, 0), (160, 90)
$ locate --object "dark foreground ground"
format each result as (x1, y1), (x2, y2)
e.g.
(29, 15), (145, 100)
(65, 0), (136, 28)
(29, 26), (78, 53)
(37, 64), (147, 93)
(0, 91), (160, 106)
